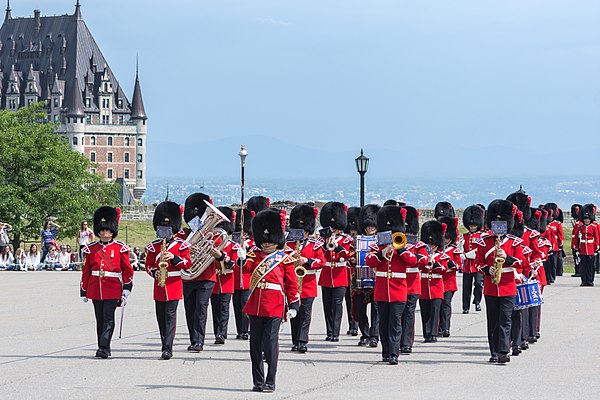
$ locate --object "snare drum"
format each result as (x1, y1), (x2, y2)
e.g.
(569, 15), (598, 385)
(515, 280), (544, 310)
(355, 266), (375, 289)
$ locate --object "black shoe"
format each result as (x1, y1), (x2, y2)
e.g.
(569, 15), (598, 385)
(325, 336), (333, 341)
(369, 338), (378, 348)
(488, 355), (498, 363)
(187, 345), (194, 351)
(291, 345), (299, 352)
(424, 337), (433, 343)
(536, 333), (540, 339)
(462, 309), (469, 314)
(191, 344), (203, 352)
(389, 356), (399, 365)
(431, 336), (438, 343)
(346, 330), (352, 335)
(475, 304), (482, 311)
(262, 383), (275, 392)
(236, 334), (243, 340)
(358, 338), (369, 346)
(214, 335), (225, 345)
(331, 337), (339, 342)
(527, 336), (537, 344)
(400, 346), (412, 354)
(241, 333), (249, 340)
(512, 347), (522, 356)
(442, 330), (450, 337)
(521, 342), (529, 350)
(350, 329), (359, 336)
(497, 354), (510, 364)
(381, 356), (390, 362)
(161, 351), (172, 360)
(572, 274), (581, 277)
(252, 385), (263, 392)
(95, 348), (109, 359)
(298, 344), (308, 353)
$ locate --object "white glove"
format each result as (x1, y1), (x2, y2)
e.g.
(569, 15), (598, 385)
(465, 250), (476, 260)
(286, 309), (298, 319)
(121, 289), (131, 306)
(237, 247), (247, 260)
(80, 296), (88, 303)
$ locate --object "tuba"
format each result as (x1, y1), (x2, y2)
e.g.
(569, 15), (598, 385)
(492, 235), (505, 285)
(182, 200), (230, 281)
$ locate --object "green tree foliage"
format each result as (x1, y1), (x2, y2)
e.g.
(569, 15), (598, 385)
(0, 103), (118, 251)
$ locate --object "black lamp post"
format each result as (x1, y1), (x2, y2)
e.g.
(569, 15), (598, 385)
(355, 149), (369, 207)
(239, 144), (248, 241)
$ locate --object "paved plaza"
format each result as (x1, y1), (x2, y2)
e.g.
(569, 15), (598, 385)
(1, 272), (598, 399)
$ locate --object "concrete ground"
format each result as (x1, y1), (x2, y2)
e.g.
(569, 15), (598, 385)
(0, 272), (598, 400)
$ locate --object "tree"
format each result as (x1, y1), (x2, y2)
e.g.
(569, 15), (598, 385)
(0, 103), (118, 252)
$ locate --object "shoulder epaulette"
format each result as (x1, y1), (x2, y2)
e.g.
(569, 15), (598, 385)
(146, 240), (161, 253)
(115, 241), (130, 253)
(82, 241), (97, 254)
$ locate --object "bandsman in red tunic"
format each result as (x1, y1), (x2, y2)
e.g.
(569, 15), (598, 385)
(240, 209), (300, 393)
(210, 207), (240, 345)
(318, 202), (353, 342)
(287, 204), (325, 353)
(344, 206), (360, 337)
(475, 199), (526, 364)
(541, 205), (558, 284)
(570, 204), (583, 277)
(80, 206), (133, 359)
(400, 205), (425, 354)
(460, 205), (485, 314)
(419, 220), (449, 343)
(233, 208), (255, 340)
(145, 201), (191, 359)
(531, 208), (552, 341)
(365, 206), (417, 365)
(572, 204), (600, 287)
(353, 205), (381, 348)
(438, 216), (462, 338)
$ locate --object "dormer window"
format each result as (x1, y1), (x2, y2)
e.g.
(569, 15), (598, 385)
(85, 98), (91, 108)
(117, 99), (123, 108)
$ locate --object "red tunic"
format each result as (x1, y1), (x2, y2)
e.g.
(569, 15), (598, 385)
(571, 222), (582, 251)
(461, 231), (483, 274)
(404, 241), (426, 295)
(318, 234), (352, 288)
(234, 238), (254, 290)
(287, 239), (325, 299)
(212, 240), (240, 295)
(419, 251), (448, 300)
(573, 223), (600, 255)
(475, 234), (525, 297)
(145, 238), (191, 301)
(365, 245), (417, 302)
(242, 249), (301, 318)
(81, 241), (133, 301)
(442, 245), (462, 292)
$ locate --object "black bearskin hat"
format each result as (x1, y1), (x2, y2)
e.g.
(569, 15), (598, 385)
(376, 206), (407, 234)
(358, 205), (380, 235)
(556, 208), (564, 223)
(544, 203), (558, 222)
(184, 193), (211, 224)
(93, 206), (120, 238)
(290, 204), (318, 235)
(420, 220), (445, 248)
(463, 205), (485, 231)
(247, 196), (270, 213)
(486, 199), (517, 232)
(439, 216), (459, 244)
(526, 208), (543, 232)
(402, 206), (420, 235)
(216, 206), (236, 235)
(234, 209), (255, 235)
(506, 191), (532, 221)
(320, 202), (347, 231)
(580, 204), (596, 222)
(383, 199), (406, 207)
(510, 211), (525, 238)
(434, 201), (456, 219)
(252, 208), (286, 249)
(153, 201), (182, 233)
(571, 204), (582, 221)
(344, 207), (360, 234)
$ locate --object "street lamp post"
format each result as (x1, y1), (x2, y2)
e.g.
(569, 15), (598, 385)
(239, 144), (248, 241)
(355, 149), (369, 207)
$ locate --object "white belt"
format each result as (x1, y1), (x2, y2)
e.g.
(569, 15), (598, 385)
(325, 262), (346, 267)
(501, 267), (514, 273)
(581, 240), (594, 244)
(405, 267), (420, 273)
(420, 273), (443, 279)
(256, 282), (282, 291)
(91, 270), (122, 278)
(167, 271), (182, 277)
(375, 271), (406, 279)
(218, 269), (234, 275)
(304, 269), (318, 275)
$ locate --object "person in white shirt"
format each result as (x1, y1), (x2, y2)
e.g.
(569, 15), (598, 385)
(26, 244), (42, 271)
(78, 221), (94, 263)
(58, 245), (74, 271)
(0, 246), (14, 270)
(44, 246), (61, 270)
(14, 248), (27, 271)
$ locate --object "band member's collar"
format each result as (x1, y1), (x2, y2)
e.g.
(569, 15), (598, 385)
(100, 240), (114, 245)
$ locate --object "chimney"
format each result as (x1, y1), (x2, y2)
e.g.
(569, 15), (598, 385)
(34, 9), (41, 33)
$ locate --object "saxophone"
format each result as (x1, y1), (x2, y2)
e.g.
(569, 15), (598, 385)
(492, 235), (505, 285)
(156, 238), (169, 287)
(294, 241), (307, 293)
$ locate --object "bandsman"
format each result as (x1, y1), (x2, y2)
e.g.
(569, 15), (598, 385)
(460, 205), (485, 314)
(438, 216), (462, 337)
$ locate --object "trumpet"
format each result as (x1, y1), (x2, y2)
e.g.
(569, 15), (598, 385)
(391, 232), (407, 249)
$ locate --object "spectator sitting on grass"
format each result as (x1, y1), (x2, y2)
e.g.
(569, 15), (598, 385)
(129, 247), (140, 270)
(58, 245), (75, 271)
(27, 244), (42, 271)
(67, 245), (79, 270)
(0, 246), (14, 270)
(134, 246), (146, 270)
(15, 248), (27, 271)
(44, 246), (61, 270)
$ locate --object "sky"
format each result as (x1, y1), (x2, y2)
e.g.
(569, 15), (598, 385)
(10, 1), (600, 179)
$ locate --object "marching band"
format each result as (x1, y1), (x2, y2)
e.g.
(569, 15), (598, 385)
(77, 188), (593, 393)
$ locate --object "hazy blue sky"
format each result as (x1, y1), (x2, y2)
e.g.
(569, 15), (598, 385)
(12, 1), (600, 179)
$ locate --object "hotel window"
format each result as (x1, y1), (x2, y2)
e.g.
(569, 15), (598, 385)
(137, 154), (142, 163)
(72, 137), (78, 146)
(108, 137), (113, 146)
(107, 169), (113, 179)
(53, 98), (59, 107)
(124, 153), (130, 163)
(124, 137), (130, 146)
(90, 152), (96, 162)
(137, 138), (143, 146)
(107, 153), (113, 162)
(124, 169), (130, 179)
(90, 136), (96, 145)
(137, 170), (143, 179)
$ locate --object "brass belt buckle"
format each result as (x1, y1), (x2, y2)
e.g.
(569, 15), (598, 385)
(259, 281), (266, 289)
(386, 271), (393, 279)
(99, 270), (105, 278)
